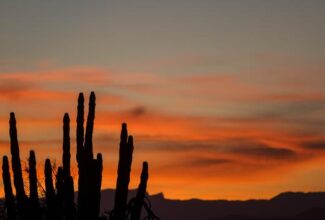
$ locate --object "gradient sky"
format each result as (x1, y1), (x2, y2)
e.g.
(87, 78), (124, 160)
(0, 0), (325, 200)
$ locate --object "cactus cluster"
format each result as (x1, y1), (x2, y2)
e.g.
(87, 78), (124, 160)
(1, 92), (158, 220)
(76, 92), (103, 220)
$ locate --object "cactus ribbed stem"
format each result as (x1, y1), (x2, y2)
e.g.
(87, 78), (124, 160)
(9, 112), (27, 219)
(77, 92), (103, 220)
(29, 150), (41, 220)
(76, 93), (84, 164)
(63, 113), (71, 177)
(85, 91), (95, 160)
(114, 123), (134, 220)
(63, 175), (74, 220)
(131, 162), (149, 220)
(94, 153), (103, 216)
(44, 159), (57, 220)
(56, 167), (64, 220)
(62, 113), (74, 220)
(2, 156), (17, 220)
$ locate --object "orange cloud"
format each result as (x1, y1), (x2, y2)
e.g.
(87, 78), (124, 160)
(0, 67), (325, 200)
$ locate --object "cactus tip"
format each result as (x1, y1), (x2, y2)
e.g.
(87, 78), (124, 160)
(64, 113), (70, 121)
(29, 150), (36, 163)
(128, 135), (133, 143)
(78, 93), (84, 101)
(45, 158), (50, 165)
(29, 150), (36, 160)
(120, 123), (128, 142)
(89, 91), (96, 103)
(3, 155), (8, 163)
(9, 112), (16, 122)
(97, 153), (102, 161)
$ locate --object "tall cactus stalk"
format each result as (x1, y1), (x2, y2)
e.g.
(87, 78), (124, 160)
(76, 92), (85, 219)
(44, 159), (56, 220)
(9, 112), (28, 219)
(77, 92), (103, 220)
(28, 150), (41, 220)
(2, 156), (17, 220)
(63, 113), (71, 177)
(113, 123), (134, 220)
(56, 167), (64, 220)
(94, 153), (103, 217)
(62, 113), (74, 220)
(130, 162), (149, 220)
(63, 175), (75, 220)
(76, 93), (84, 164)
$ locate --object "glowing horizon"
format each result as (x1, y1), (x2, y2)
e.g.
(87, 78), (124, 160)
(0, 68), (324, 200)
(0, 0), (325, 200)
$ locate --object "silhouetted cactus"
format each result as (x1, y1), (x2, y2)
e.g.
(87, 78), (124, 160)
(9, 112), (28, 219)
(113, 123), (134, 220)
(63, 175), (75, 220)
(76, 92), (103, 220)
(1, 92), (158, 220)
(85, 92), (95, 160)
(2, 156), (17, 220)
(44, 159), (56, 220)
(62, 113), (75, 220)
(130, 162), (149, 220)
(56, 167), (64, 220)
(28, 150), (41, 220)
(95, 153), (103, 216)
(63, 113), (71, 177)
(76, 93), (84, 166)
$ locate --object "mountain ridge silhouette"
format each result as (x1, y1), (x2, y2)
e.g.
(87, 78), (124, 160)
(1, 190), (324, 219)
(94, 189), (325, 220)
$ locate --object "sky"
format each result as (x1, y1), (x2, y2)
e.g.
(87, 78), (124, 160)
(0, 0), (325, 200)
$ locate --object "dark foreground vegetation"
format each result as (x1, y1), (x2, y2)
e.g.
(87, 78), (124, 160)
(1, 92), (159, 220)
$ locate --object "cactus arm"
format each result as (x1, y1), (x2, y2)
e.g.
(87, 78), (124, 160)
(84, 91), (96, 160)
(130, 161), (149, 220)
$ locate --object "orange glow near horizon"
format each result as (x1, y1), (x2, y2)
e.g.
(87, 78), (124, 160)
(1, 0), (325, 204)
(0, 68), (325, 200)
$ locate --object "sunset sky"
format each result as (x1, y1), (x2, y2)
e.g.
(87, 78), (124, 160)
(0, 0), (325, 200)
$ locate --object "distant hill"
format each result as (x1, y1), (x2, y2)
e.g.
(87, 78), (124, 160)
(1, 190), (324, 219)
(98, 190), (325, 220)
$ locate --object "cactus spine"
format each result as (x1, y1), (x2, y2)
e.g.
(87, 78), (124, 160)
(2, 156), (17, 220)
(113, 123), (134, 220)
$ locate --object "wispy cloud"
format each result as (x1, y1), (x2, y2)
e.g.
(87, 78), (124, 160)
(0, 66), (325, 199)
